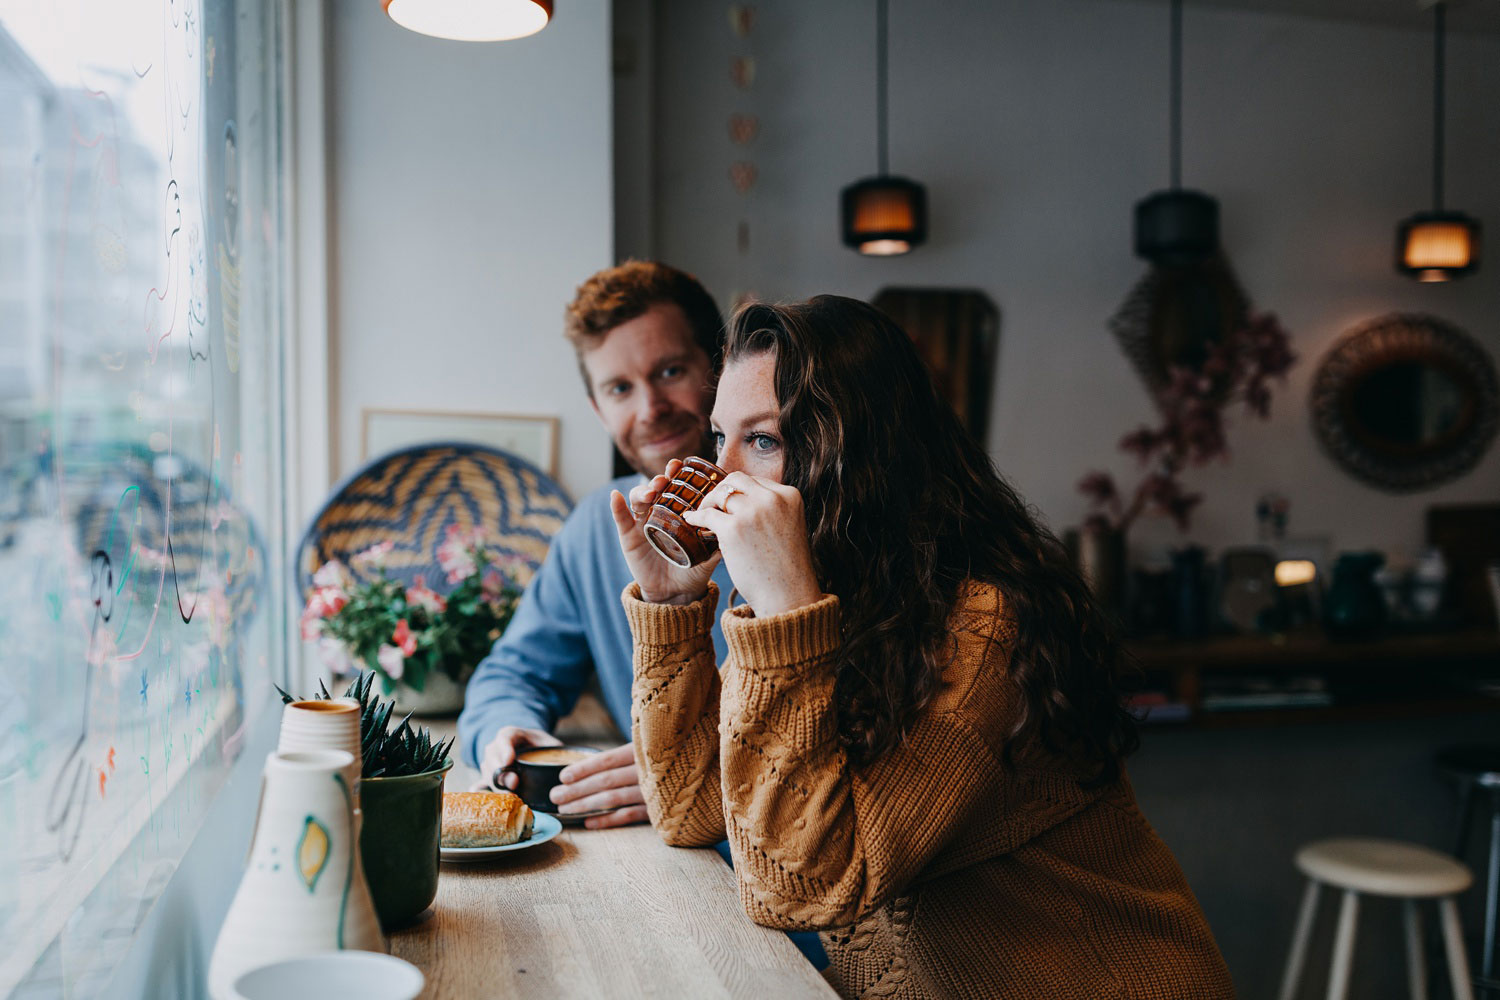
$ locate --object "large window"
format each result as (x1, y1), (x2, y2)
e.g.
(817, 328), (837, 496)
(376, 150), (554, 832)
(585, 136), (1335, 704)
(0, 1), (289, 992)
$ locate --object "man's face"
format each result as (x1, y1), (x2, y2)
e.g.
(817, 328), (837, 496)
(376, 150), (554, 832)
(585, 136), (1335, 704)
(582, 303), (715, 478)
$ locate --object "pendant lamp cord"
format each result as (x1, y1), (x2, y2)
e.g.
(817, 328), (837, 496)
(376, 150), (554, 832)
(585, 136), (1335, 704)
(1170, 0), (1182, 190)
(1433, 2), (1445, 211)
(877, 0), (889, 176)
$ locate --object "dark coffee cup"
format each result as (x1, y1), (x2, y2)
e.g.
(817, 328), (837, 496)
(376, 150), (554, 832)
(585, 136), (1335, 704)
(502, 745), (600, 813)
(643, 457), (726, 568)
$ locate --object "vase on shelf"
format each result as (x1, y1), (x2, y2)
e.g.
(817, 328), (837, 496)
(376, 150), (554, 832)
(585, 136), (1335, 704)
(366, 666), (472, 718)
(1128, 567), (1175, 637)
(1170, 545), (1211, 639)
(1324, 551), (1387, 641)
(1065, 523), (1127, 620)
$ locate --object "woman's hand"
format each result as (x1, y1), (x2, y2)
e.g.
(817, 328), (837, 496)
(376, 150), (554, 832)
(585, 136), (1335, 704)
(684, 471), (822, 618)
(609, 458), (720, 606)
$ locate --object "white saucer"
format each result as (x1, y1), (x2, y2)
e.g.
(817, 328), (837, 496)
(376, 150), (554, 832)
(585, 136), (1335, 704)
(547, 805), (622, 826)
(440, 811), (562, 862)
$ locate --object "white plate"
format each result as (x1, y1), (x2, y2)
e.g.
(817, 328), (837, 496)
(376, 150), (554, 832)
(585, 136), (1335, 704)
(440, 811), (562, 862)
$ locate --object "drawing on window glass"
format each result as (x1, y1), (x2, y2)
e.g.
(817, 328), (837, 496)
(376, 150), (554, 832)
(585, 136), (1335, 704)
(0, 1), (288, 993)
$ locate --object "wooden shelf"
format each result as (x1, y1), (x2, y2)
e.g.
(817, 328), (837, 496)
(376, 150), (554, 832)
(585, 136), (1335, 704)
(1125, 630), (1500, 729)
(1185, 696), (1500, 731)
(1127, 629), (1500, 671)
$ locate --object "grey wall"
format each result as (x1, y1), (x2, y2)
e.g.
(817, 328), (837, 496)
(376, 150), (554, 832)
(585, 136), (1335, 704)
(614, 0), (656, 264)
(1131, 713), (1499, 999)
(329, 0), (614, 497)
(635, 0), (1500, 563)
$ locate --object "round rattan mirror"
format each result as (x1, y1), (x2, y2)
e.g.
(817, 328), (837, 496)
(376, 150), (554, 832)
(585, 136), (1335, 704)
(1310, 313), (1498, 492)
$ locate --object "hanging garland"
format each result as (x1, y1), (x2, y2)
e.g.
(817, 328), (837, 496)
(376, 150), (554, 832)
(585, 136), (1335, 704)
(727, 4), (758, 310)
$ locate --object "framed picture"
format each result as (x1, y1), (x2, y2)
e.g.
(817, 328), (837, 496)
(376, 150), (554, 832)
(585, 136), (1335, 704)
(361, 408), (560, 476)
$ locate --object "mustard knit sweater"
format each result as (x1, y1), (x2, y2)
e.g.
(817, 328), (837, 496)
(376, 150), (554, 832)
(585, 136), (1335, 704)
(623, 581), (1234, 1000)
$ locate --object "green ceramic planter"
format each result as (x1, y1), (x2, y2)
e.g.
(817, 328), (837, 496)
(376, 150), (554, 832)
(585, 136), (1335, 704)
(359, 759), (452, 931)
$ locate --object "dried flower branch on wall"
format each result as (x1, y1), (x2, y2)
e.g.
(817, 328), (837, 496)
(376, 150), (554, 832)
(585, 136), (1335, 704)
(1080, 313), (1296, 533)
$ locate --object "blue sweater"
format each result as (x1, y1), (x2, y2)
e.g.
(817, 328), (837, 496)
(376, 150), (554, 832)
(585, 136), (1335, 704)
(457, 475), (732, 769)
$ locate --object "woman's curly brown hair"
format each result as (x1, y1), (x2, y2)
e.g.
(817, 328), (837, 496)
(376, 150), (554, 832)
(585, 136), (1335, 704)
(725, 296), (1138, 782)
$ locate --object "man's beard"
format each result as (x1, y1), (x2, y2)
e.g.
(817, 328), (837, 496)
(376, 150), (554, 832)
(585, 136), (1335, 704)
(623, 416), (711, 478)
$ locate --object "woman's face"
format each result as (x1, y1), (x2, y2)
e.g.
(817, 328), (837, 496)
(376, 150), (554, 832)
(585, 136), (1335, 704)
(711, 352), (783, 483)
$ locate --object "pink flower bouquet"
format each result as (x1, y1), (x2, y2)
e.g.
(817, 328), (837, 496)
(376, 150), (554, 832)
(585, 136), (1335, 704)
(301, 526), (526, 692)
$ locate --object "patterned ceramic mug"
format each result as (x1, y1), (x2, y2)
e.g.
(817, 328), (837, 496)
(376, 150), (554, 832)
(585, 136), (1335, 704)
(642, 457), (726, 568)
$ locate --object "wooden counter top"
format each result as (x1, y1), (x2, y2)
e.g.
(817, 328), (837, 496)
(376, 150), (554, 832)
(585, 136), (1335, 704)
(389, 724), (837, 999)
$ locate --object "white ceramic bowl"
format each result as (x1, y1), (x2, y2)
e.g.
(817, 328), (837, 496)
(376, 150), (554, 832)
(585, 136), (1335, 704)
(230, 952), (424, 1000)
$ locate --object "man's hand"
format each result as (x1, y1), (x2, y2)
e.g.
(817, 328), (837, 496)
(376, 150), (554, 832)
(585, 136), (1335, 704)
(474, 725), (561, 792)
(550, 742), (649, 830)
(475, 731), (649, 831)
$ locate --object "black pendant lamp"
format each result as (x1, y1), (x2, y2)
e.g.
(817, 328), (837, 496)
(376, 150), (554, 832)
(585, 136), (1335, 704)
(1134, 0), (1218, 267)
(841, 0), (926, 255)
(1396, 2), (1480, 281)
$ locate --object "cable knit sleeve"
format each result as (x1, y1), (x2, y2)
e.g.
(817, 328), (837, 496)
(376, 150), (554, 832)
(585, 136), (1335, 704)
(719, 590), (1020, 932)
(622, 581), (727, 847)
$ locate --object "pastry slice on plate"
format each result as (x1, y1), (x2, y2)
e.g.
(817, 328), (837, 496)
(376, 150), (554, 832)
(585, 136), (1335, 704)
(441, 791), (535, 847)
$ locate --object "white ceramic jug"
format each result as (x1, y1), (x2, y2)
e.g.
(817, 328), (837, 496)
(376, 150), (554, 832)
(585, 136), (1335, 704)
(208, 749), (387, 1000)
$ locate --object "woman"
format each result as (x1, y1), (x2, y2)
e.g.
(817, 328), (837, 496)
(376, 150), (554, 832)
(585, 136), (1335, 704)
(608, 296), (1233, 999)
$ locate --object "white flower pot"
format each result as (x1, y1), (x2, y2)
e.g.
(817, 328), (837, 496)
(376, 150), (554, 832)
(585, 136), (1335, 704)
(382, 667), (470, 717)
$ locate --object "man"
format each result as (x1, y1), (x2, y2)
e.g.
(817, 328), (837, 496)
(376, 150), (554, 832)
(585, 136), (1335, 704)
(458, 261), (731, 829)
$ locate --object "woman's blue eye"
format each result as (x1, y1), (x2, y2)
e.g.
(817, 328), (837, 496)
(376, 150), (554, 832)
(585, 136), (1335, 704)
(749, 434), (779, 452)
(661, 365), (685, 379)
(711, 431), (725, 450)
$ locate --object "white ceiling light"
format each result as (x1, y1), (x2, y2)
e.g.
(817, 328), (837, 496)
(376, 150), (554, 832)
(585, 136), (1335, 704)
(383, 0), (553, 43)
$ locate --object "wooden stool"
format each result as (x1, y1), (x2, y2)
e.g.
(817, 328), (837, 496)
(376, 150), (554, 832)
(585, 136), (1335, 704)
(1437, 744), (1500, 997)
(1278, 837), (1475, 1000)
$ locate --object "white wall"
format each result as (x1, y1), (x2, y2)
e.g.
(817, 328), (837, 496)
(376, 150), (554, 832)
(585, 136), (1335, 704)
(642, 0), (1500, 564)
(329, 1), (614, 498)
(613, 0), (655, 262)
